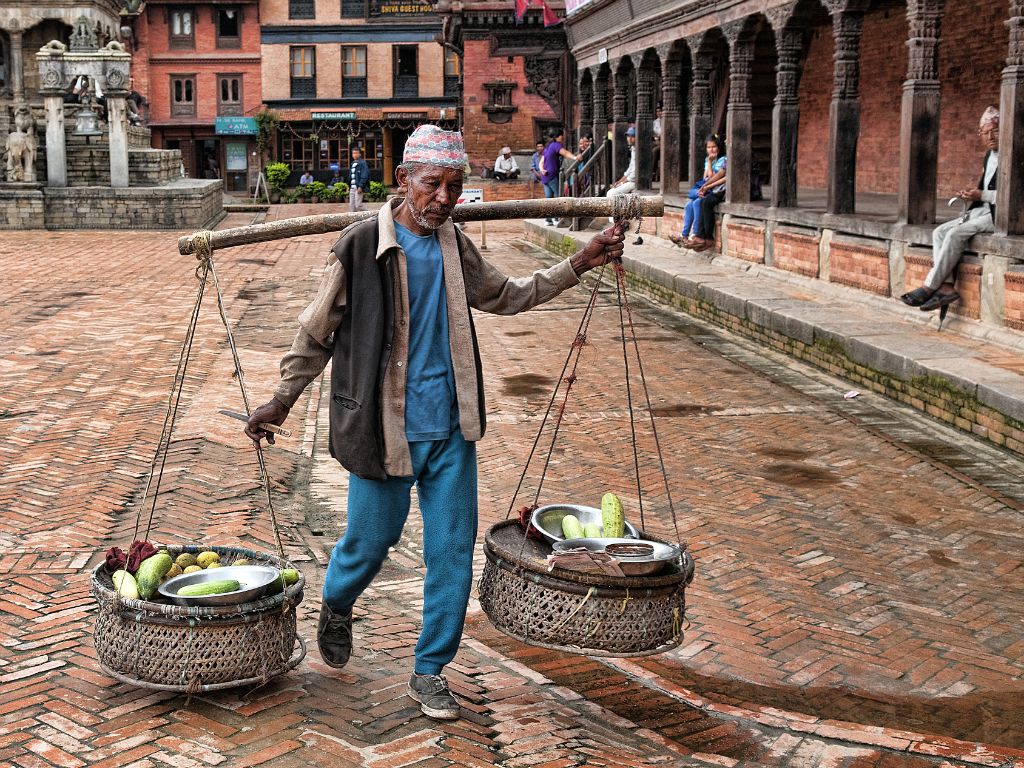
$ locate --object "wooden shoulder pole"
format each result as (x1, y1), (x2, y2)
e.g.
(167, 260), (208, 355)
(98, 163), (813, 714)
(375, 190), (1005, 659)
(178, 195), (663, 255)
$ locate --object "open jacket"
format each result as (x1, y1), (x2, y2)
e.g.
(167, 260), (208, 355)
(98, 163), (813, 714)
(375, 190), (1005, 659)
(971, 149), (998, 219)
(274, 199), (580, 479)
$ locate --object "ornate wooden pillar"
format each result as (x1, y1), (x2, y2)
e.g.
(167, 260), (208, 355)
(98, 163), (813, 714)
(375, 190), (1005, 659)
(826, 0), (865, 214)
(689, 42), (713, 184)
(578, 72), (593, 139)
(897, 0), (944, 224)
(768, 5), (801, 208)
(592, 66), (610, 189)
(724, 22), (755, 204)
(997, 0), (1024, 235)
(635, 56), (657, 191)
(659, 46), (684, 196)
(612, 62), (632, 180)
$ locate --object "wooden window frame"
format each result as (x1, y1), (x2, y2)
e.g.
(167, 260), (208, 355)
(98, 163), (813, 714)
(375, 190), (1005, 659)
(217, 73), (243, 116)
(289, 46), (316, 99)
(215, 7), (242, 49)
(341, 45), (367, 98)
(170, 74), (197, 117)
(168, 7), (195, 50)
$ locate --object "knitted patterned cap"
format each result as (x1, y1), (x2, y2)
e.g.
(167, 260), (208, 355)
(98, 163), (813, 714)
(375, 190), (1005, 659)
(980, 106), (1000, 128)
(403, 125), (466, 169)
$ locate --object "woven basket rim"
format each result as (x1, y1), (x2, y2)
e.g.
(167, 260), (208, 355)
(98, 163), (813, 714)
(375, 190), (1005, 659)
(485, 519), (693, 589)
(92, 544), (304, 619)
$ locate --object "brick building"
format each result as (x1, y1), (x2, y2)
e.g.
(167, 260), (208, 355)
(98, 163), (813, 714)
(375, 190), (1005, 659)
(435, 0), (572, 174)
(565, 0), (1024, 332)
(259, 0), (460, 184)
(128, 0), (263, 191)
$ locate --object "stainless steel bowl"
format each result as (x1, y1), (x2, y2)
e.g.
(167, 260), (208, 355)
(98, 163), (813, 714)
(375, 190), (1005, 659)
(531, 503), (640, 545)
(158, 565), (281, 607)
(551, 537), (681, 576)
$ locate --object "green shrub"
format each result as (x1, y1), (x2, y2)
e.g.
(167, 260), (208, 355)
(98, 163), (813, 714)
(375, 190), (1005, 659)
(367, 181), (388, 202)
(330, 181), (349, 201)
(307, 181), (328, 200)
(265, 162), (291, 190)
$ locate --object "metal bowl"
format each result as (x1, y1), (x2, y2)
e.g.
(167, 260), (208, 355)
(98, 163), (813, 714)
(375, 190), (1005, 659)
(158, 565), (281, 607)
(552, 537), (681, 576)
(531, 503), (641, 545)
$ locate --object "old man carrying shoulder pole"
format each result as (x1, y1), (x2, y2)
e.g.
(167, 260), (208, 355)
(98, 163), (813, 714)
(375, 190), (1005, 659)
(244, 125), (625, 720)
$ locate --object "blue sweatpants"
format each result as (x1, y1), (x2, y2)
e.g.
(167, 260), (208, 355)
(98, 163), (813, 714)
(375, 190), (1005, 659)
(322, 430), (478, 675)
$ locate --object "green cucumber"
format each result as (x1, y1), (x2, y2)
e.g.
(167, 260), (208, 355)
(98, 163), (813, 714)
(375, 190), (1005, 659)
(177, 579), (241, 597)
(561, 514), (585, 539)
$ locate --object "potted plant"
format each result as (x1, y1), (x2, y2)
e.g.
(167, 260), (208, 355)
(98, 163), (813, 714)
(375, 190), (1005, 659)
(331, 181), (349, 204)
(367, 181), (388, 202)
(307, 181), (327, 203)
(265, 162), (291, 204)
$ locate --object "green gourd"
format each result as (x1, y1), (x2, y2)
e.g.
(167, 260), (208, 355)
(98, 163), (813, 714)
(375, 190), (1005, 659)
(561, 514), (585, 539)
(177, 579), (242, 597)
(135, 552), (173, 600)
(601, 493), (625, 539)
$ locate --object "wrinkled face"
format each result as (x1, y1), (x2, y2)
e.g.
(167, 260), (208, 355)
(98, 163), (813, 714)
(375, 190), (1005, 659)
(979, 123), (999, 151)
(398, 164), (464, 231)
(706, 141), (719, 160)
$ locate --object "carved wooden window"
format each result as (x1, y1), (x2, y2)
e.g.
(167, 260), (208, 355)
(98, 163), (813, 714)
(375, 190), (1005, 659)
(342, 46), (367, 98)
(169, 9), (195, 50)
(483, 80), (517, 124)
(289, 0), (315, 20)
(290, 46), (316, 98)
(171, 75), (196, 117)
(443, 49), (460, 98)
(393, 45), (418, 99)
(215, 8), (241, 49)
(217, 74), (242, 115)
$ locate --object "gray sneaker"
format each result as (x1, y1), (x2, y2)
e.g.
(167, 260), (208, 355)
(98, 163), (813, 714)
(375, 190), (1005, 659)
(317, 600), (353, 668)
(407, 673), (461, 720)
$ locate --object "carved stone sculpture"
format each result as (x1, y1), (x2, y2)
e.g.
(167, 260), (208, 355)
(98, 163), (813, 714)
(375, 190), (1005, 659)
(6, 106), (38, 183)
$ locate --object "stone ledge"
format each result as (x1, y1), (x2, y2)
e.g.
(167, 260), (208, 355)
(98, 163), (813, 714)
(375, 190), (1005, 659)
(525, 220), (1024, 457)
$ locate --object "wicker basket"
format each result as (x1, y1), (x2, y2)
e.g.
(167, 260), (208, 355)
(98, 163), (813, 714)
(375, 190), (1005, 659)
(478, 520), (695, 657)
(91, 545), (306, 692)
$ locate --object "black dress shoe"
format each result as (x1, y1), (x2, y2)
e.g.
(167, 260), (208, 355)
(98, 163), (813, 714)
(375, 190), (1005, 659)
(317, 600), (353, 668)
(919, 290), (959, 312)
(900, 287), (933, 307)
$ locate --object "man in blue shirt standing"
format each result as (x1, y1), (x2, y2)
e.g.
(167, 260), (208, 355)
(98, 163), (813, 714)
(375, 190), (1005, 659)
(348, 146), (370, 212)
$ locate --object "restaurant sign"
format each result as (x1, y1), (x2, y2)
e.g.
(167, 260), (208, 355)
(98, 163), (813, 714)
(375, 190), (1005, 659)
(311, 111), (357, 121)
(384, 111), (428, 119)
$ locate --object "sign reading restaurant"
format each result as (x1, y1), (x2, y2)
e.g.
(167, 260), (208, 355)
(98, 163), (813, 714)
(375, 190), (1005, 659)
(311, 112), (358, 121)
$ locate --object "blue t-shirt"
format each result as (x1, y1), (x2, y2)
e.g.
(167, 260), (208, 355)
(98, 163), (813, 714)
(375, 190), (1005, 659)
(540, 141), (562, 184)
(394, 222), (460, 441)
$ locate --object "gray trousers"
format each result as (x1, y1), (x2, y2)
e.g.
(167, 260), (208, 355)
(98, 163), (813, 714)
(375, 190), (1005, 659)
(348, 186), (364, 212)
(925, 208), (993, 290)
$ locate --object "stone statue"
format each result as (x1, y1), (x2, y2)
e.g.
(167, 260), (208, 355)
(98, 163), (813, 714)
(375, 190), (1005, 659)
(5, 106), (38, 183)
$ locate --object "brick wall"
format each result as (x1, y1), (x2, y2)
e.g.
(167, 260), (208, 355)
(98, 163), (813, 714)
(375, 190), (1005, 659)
(462, 178), (541, 202)
(724, 220), (765, 263)
(950, 261), (982, 320)
(828, 236), (890, 295)
(795, 2), (1006, 198)
(1004, 271), (1024, 330)
(0, 188), (45, 230)
(461, 38), (558, 169)
(773, 227), (820, 278)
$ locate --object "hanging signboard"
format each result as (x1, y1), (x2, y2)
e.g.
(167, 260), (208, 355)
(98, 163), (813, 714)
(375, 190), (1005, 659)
(311, 111), (357, 121)
(215, 116), (258, 135)
(368, 0), (432, 14)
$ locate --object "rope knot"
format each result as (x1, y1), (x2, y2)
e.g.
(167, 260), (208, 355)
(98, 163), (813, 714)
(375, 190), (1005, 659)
(191, 230), (214, 278)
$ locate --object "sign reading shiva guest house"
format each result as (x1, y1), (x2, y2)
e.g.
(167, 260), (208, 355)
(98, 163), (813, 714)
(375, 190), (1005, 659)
(215, 117), (258, 135)
(368, 0), (432, 14)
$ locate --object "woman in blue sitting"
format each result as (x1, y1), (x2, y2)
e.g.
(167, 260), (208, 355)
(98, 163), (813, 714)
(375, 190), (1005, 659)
(670, 134), (727, 252)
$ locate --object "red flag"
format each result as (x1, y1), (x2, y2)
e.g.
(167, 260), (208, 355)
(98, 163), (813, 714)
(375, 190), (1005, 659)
(540, 0), (561, 26)
(514, 0), (529, 22)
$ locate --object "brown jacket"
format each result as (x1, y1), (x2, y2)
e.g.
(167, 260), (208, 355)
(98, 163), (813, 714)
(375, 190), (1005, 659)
(274, 199), (580, 477)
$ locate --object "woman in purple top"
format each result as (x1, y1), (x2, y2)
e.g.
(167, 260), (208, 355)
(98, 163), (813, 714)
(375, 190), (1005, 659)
(539, 128), (578, 225)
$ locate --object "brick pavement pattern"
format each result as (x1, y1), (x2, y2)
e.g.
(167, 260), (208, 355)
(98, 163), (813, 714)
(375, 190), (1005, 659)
(1, 210), (1023, 768)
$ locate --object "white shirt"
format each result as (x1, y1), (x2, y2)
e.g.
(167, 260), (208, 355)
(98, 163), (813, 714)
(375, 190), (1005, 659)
(652, 118), (661, 139)
(623, 147), (636, 184)
(494, 155), (518, 174)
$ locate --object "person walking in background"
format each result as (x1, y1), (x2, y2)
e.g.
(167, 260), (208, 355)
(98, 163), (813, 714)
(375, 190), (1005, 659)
(900, 106), (1000, 320)
(670, 134), (727, 251)
(540, 127), (578, 225)
(349, 146), (370, 212)
(493, 147), (520, 180)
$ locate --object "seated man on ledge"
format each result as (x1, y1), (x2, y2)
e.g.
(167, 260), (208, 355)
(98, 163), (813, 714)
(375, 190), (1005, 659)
(901, 106), (1000, 315)
(493, 147), (520, 180)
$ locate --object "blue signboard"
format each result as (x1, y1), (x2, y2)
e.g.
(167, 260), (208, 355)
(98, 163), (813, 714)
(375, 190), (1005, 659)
(215, 117), (258, 135)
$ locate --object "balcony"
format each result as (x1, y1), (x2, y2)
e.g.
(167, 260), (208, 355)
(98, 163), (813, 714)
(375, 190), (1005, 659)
(290, 77), (316, 99)
(393, 74), (418, 99)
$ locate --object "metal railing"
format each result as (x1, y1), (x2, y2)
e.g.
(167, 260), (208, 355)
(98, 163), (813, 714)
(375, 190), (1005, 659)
(558, 139), (609, 231)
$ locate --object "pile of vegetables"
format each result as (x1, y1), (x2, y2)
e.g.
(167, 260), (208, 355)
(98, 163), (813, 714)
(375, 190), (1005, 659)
(560, 492), (626, 540)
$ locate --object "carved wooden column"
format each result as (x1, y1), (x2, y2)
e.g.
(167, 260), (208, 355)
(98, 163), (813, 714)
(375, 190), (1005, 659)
(634, 56), (657, 191)
(611, 62), (632, 180)
(592, 66), (610, 189)
(9, 27), (25, 103)
(660, 47), (684, 196)
(826, 1), (865, 214)
(769, 6), (801, 208)
(578, 73), (593, 139)
(897, 0), (944, 224)
(689, 42), (713, 183)
(724, 23), (755, 204)
(997, 0), (1024, 235)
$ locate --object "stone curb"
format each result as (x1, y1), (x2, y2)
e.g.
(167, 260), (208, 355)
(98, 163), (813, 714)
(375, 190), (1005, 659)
(524, 220), (1024, 457)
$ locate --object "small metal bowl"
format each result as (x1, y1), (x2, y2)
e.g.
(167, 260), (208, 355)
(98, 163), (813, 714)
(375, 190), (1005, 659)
(531, 503), (641, 545)
(552, 537), (681, 576)
(158, 565), (281, 607)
